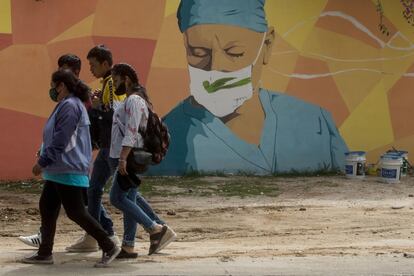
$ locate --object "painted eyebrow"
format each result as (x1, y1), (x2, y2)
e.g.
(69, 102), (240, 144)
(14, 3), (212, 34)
(223, 40), (246, 50)
(188, 44), (211, 52)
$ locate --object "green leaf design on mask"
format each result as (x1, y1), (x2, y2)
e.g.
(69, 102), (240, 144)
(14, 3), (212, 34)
(202, 77), (251, 93)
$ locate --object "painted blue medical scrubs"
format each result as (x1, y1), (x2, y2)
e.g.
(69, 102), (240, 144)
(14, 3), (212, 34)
(148, 89), (348, 175)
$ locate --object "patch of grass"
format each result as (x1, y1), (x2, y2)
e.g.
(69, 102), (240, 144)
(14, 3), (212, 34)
(139, 176), (280, 198)
(182, 170), (228, 178)
(272, 168), (342, 178)
(217, 179), (280, 198)
(0, 179), (44, 194)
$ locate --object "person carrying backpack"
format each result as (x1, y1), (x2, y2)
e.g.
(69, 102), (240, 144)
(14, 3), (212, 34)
(109, 63), (176, 257)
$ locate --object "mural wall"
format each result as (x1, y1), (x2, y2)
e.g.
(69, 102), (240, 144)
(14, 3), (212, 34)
(0, 0), (413, 179)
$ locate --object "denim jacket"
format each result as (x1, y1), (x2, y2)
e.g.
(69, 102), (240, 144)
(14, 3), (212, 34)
(38, 95), (92, 175)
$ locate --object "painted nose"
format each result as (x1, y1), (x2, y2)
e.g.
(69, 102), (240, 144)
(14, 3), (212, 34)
(210, 48), (228, 72)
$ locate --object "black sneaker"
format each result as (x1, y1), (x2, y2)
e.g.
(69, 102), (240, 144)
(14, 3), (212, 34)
(115, 248), (138, 259)
(21, 252), (53, 265)
(148, 225), (168, 255)
(94, 245), (121, 267)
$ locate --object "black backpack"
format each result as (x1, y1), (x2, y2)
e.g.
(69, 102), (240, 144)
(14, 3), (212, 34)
(139, 107), (170, 164)
(121, 102), (170, 173)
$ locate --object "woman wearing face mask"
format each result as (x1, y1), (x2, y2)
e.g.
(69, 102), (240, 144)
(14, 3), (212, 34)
(22, 69), (120, 267)
(109, 63), (176, 257)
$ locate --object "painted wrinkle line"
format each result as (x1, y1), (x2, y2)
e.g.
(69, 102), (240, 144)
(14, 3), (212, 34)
(271, 50), (414, 63)
(268, 67), (395, 79)
(281, 11), (414, 51)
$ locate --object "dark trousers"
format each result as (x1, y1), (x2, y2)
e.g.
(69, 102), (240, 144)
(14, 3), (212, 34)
(87, 148), (115, 236)
(38, 180), (114, 256)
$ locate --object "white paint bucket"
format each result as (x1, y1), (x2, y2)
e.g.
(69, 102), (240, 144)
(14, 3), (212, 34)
(380, 154), (403, 183)
(400, 151), (409, 177)
(345, 151), (366, 178)
(389, 151), (408, 177)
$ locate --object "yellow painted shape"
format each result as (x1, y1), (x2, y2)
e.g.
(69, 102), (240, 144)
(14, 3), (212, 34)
(164, 0), (180, 17)
(302, 27), (384, 110)
(380, 0), (414, 44)
(332, 70), (382, 112)
(151, 13), (187, 68)
(312, 25), (414, 110)
(0, 0), (11, 33)
(380, 48), (414, 90)
(49, 15), (94, 44)
(386, 32), (414, 48)
(303, 27), (381, 61)
(339, 80), (394, 152)
(267, 0), (328, 51)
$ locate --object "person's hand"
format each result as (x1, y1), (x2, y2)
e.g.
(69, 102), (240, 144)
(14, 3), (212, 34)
(93, 88), (102, 97)
(32, 163), (43, 176)
(118, 159), (128, 175)
(91, 89), (102, 109)
(35, 150), (40, 159)
(91, 97), (101, 109)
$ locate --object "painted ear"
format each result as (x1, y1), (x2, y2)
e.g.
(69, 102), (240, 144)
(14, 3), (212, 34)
(183, 32), (191, 57)
(263, 26), (275, 65)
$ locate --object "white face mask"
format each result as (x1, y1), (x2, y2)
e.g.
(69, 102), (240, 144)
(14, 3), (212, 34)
(188, 34), (266, 118)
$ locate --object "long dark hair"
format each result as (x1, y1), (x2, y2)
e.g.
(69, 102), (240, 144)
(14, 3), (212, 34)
(52, 69), (90, 102)
(111, 63), (152, 107)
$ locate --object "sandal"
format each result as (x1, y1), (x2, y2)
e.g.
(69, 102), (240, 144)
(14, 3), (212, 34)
(148, 225), (168, 255)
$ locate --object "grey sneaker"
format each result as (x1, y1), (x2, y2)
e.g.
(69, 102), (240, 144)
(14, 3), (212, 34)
(21, 252), (53, 265)
(94, 245), (121, 268)
(66, 233), (98, 252)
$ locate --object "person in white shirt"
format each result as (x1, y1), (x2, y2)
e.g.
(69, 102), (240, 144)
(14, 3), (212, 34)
(109, 63), (176, 257)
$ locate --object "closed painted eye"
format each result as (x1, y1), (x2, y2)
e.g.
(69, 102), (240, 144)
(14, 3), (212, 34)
(226, 52), (244, 58)
(190, 47), (209, 58)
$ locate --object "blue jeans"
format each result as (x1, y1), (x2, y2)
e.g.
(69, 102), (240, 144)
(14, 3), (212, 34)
(87, 148), (115, 236)
(109, 158), (164, 247)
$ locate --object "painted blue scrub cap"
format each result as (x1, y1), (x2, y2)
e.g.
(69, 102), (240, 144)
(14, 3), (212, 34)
(177, 0), (268, 33)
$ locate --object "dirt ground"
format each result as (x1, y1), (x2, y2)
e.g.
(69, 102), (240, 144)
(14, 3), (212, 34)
(1, 176), (414, 275)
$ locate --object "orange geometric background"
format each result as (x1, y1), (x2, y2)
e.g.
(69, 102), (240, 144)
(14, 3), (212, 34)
(1, 0), (414, 179)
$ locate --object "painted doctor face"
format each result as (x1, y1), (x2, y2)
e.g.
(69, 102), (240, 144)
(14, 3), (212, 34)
(184, 24), (275, 90)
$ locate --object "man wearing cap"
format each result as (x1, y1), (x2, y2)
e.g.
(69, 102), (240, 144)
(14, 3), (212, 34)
(150, 0), (348, 175)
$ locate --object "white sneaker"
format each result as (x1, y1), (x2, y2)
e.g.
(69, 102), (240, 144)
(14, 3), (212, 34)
(18, 232), (42, 248)
(66, 233), (98, 252)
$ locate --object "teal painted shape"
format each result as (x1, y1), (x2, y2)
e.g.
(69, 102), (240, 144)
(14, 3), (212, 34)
(177, 0), (268, 33)
(147, 89), (348, 175)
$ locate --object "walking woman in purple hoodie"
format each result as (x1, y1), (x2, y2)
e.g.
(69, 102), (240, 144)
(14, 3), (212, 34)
(21, 69), (120, 267)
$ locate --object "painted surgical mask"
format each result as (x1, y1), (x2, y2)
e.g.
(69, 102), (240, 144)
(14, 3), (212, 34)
(188, 34), (266, 117)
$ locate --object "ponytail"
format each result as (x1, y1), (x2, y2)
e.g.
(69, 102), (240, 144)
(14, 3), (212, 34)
(52, 69), (91, 103)
(73, 80), (90, 102)
(132, 84), (152, 108)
